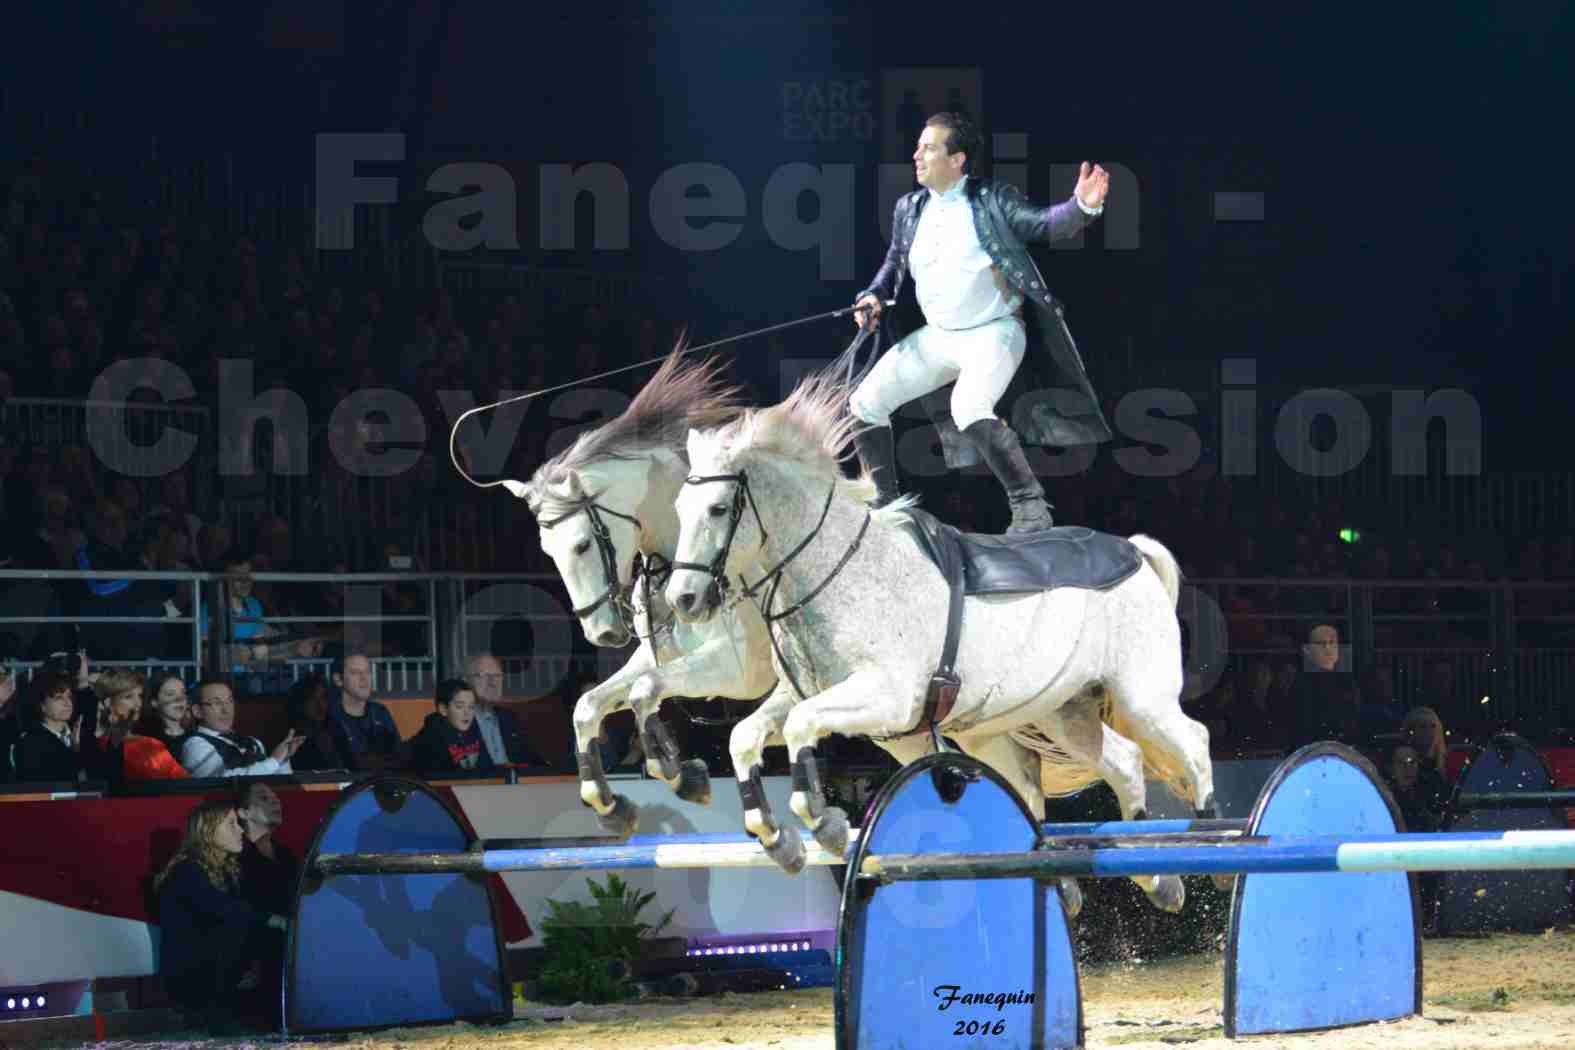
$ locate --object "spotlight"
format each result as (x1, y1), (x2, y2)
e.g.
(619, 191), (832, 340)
(37, 995), (45, 1007)
(20, 998), (29, 1008)
(6, 998), (14, 1009)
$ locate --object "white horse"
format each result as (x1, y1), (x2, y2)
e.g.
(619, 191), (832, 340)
(521, 351), (779, 833)
(665, 372), (1216, 912)
(521, 352), (999, 881)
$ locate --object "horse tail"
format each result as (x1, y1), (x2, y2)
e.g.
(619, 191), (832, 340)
(1128, 533), (1182, 608)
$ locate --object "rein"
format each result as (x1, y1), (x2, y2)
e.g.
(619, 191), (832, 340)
(537, 496), (642, 627)
(679, 471), (871, 700)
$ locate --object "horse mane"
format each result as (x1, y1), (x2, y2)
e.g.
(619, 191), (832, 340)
(528, 341), (744, 509)
(708, 367), (884, 510)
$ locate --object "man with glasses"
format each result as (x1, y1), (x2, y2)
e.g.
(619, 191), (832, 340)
(465, 652), (551, 769)
(180, 677), (304, 777)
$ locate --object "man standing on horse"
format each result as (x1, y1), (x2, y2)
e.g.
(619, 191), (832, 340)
(850, 111), (1112, 533)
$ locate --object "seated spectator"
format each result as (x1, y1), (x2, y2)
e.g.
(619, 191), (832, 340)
(1402, 706), (1451, 779)
(1230, 660), (1293, 756)
(328, 653), (403, 771)
(10, 671), (83, 783)
(124, 673), (195, 781)
(1358, 666), (1406, 742)
(1387, 744), (1449, 832)
(1287, 623), (1363, 748)
(153, 800), (288, 1034)
(237, 782), (299, 918)
(409, 678), (495, 775)
(180, 677), (303, 778)
(0, 666), (19, 781)
(466, 652), (552, 768)
(142, 673), (194, 754)
(284, 673), (350, 772)
(81, 668), (146, 787)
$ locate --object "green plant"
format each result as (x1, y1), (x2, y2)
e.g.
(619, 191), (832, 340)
(534, 873), (675, 1004)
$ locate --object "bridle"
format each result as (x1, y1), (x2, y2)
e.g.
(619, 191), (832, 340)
(537, 496), (649, 636)
(675, 469), (871, 699)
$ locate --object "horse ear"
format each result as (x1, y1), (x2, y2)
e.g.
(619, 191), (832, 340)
(564, 470), (587, 499)
(686, 428), (702, 461)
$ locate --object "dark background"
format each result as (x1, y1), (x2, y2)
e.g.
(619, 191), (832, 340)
(4, 2), (1570, 466)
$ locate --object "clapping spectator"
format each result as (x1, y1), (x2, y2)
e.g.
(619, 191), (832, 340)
(154, 800), (288, 1034)
(408, 678), (495, 775)
(81, 668), (145, 787)
(179, 677), (302, 778)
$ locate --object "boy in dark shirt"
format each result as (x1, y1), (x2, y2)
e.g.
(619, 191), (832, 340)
(409, 678), (495, 775)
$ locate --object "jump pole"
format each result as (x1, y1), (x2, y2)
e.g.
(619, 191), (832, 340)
(860, 828), (1575, 882)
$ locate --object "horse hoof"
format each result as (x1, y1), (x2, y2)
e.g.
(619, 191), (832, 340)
(675, 759), (712, 805)
(764, 822), (807, 874)
(1145, 875), (1186, 914)
(811, 806), (849, 857)
(1057, 877), (1084, 919)
(596, 795), (639, 839)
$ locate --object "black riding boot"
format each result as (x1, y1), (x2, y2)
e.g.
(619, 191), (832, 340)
(963, 418), (1054, 533)
(852, 424), (900, 508)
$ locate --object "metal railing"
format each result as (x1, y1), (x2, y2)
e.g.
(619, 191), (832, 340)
(0, 569), (594, 700)
(3, 570), (1572, 728)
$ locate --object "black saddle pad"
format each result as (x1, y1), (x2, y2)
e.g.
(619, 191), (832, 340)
(899, 507), (1142, 596)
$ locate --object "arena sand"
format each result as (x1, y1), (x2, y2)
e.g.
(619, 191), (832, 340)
(56, 930), (1575, 1050)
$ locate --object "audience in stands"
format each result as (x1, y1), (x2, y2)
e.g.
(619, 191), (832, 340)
(81, 668), (146, 788)
(328, 653), (403, 770)
(9, 671), (83, 783)
(140, 673), (194, 756)
(1287, 623), (1363, 749)
(236, 782), (298, 918)
(466, 651), (551, 768)
(0, 666), (19, 781)
(1402, 706), (1451, 778)
(179, 677), (302, 778)
(283, 673), (350, 771)
(1387, 744), (1450, 833)
(154, 799), (288, 1034)
(409, 677), (495, 775)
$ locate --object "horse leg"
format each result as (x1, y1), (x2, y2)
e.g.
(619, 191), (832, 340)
(780, 670), (911, 860)
(958, 733), (1084, 920)
(1035, 700), (1185, 914)
(728, 683), (806, 872)
(571, 648), (656, 838)
(627, 676), (710, 805)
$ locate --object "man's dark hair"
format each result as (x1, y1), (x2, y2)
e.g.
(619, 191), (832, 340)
(925, 111), (982, 173)
(333, 651), (370, 677)
(195, 674), (233, 701)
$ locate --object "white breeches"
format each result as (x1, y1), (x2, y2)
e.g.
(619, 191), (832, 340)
(848, 315), (1026, 431)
